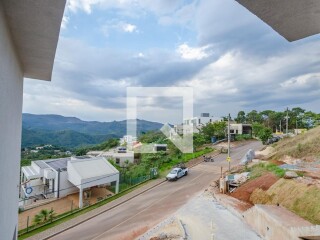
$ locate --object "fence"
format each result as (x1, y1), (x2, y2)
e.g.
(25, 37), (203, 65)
(18, 173), (155, 235)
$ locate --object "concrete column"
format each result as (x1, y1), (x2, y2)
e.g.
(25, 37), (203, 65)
(115, 180), (119, 194)
(0, 2), (24, 240)
(79, 187), (83, 208)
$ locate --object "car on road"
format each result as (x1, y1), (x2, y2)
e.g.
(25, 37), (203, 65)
(166, 167), (188, 181)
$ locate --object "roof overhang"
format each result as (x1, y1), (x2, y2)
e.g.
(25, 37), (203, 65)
(236, 0), (320, 42)
(2, 0), (66, 80)
(22, 166), (41, 180)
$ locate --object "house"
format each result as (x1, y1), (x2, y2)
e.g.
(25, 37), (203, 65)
(20, 156), (119, 208)
(120, 135), (137, 146)
(182, 113), (222, 134)
(230, 123), (252, 135)
(97, 148), (135, 166)
(154, 144), (167, 152)
(0, 1), (66, 238)
(173, 124), (184, 135)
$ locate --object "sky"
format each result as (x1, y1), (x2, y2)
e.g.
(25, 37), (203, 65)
(23, 0), (320, 124)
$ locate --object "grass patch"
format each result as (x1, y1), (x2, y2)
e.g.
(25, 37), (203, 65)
(251, 178), (320, 224)
(273, 126), (320, 160)
(246, 162), (285, 179)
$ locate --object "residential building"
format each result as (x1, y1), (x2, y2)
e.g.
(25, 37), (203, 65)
(154, 144), (167, 152)
(99, 148), (135, 166)
(173, 124), (184, 135)
(120, 135), (137, 146)
(183, 113), (222, 134)
(20, 156), (119, 208)
(230, 123), (253, 135)
(0, 1), (66, 238)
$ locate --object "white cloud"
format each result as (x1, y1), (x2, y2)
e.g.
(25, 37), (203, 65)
(61, 16), (69, 29)
(177, 43), (211, 60)
(280, 74), (320, 90)
(101, 21), (138, 36)
(121, 23), (137, 33)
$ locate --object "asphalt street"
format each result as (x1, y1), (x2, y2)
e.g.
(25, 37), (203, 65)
(51, 141), (263, 240)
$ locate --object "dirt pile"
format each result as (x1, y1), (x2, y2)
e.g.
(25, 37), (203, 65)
(230, 172), (278, 203)
(255, 146), (275, 159)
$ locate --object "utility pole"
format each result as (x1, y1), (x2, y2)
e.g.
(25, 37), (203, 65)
(280, 120), (281, 133)
(227, 113), (231, 172)
(286, 107), (289, 136)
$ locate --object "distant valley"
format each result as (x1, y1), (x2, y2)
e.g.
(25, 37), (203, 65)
(22, 113), (165, 148)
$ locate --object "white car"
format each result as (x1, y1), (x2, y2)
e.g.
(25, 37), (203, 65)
(166, 167), (188, 181)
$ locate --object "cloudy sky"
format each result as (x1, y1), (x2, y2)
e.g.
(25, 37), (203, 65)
(23, 0), (320, 124)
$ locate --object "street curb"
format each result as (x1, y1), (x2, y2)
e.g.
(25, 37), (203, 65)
(28, 147), (236, 240)
(36, 151), (220, 240)
(40, 179), (167, 240)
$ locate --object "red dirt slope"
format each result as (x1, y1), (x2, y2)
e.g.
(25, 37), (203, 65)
(230, 173), (278, 204)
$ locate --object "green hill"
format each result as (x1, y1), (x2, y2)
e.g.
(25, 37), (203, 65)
(22, 114), (165, 148)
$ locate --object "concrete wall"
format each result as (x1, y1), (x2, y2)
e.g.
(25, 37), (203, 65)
(0, 2), (24, 239)
(244, 206), (292, 239)
(54, 170), (78, 198)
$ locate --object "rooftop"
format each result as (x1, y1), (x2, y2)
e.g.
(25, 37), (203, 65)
(68, 157), (119, 180)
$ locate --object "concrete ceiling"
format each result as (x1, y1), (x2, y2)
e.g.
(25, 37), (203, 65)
(2, 0), (66, 81)
(236, 0), (320, 42)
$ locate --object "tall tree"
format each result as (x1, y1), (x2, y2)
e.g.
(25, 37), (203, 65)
(235, 111), (246, 123)
(246, 110), (262, 123)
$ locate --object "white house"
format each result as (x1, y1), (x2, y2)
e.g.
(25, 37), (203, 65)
(0, 1), (66, 238)
(100, 149), (135, 167)
(182, 113), (222, 134)
(120, 135), (137, 146)
(20, 156), (119, 209)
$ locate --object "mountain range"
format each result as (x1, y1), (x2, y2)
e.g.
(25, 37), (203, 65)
(22, 113), (165, 148)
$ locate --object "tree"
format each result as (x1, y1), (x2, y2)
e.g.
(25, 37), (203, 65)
(246, 110), (262, 123)
(193, 133), (206, 150)
(252, 123), (265, 137)
(33, 209), (50, 224)
(75, 147), (87, 156)
(258, 128), (273, 144)
(252, 123), (272, 143)
(200, 121), (227, 142)
(235, 111), (246, 123)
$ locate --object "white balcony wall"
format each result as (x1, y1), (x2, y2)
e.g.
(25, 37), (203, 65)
(0, 3), (24, 239)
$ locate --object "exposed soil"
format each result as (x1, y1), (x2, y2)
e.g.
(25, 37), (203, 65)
(229, 173), (279, 204)
(269, 159), (285, 166)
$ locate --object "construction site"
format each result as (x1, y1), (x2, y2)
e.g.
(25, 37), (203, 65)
(138, 127), (320, 240)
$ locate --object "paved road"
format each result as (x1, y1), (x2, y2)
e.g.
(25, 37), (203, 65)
(51, 141), (262, 240)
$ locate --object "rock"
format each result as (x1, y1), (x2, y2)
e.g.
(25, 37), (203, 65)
(284, 171), (298, 179)
(159, 232), (167, 239)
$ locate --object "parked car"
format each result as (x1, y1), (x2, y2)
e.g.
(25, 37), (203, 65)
(266, 135), (282, 145)
(166, 167), (188, 181)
